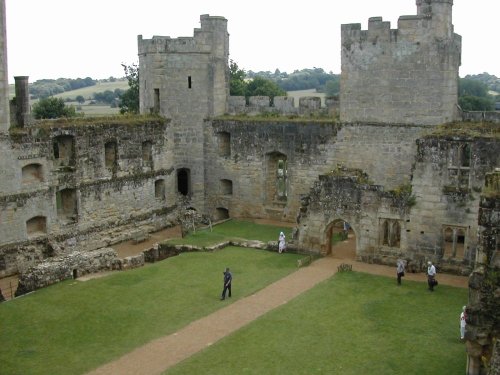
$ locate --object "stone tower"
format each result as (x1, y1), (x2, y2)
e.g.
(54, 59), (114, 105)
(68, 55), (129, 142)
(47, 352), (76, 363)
(138, 14), (229, 211)
(340, 0), (461, 125)
(0, 0), (9, 133)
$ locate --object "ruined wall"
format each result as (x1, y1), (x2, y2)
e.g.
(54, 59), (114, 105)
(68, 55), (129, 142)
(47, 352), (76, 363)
(204, 120), (427, 223)
(465, 171), (500, 374)
(0, 0), (8, 134)
(295, 135), (499, 274)
(0, 119), (181, 277)
(138, 14), (229, 212)
(409, 136), (500, 273)
(340, 0), (461, 125)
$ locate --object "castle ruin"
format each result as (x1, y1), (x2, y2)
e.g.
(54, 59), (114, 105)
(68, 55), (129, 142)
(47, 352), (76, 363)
(0, 1), (498, 373)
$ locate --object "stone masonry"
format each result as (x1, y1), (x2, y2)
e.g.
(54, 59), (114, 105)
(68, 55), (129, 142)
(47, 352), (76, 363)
(0, 1), (499, 372)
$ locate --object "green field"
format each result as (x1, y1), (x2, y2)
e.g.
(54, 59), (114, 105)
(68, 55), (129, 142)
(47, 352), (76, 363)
(9, 80), (128, 117)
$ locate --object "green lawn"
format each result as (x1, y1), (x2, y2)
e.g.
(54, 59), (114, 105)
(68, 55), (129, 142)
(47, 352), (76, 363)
(0, 247), (303, 375)
(0, 219), (468, 375)
(166, 220), (294, 247)
(166, 272), (468, 375)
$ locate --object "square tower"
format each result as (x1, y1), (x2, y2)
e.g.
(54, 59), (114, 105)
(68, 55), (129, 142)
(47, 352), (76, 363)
(340, 0), (461, 125)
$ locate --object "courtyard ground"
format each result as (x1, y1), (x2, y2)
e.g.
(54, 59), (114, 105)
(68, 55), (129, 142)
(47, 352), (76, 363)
(86, 224), (467, 375)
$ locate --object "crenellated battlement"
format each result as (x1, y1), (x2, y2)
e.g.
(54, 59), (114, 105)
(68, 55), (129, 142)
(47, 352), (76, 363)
(138, 15), (227, 56)
(227, 95), (339, 117)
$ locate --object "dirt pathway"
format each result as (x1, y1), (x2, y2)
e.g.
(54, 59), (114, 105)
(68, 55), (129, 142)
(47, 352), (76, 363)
(86, 250), (467, 375)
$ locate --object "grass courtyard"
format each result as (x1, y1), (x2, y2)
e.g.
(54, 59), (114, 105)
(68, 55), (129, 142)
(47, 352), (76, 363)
(0, 220), (468, 374)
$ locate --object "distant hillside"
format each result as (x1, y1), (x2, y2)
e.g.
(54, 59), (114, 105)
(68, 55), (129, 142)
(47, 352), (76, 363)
(8, 80), (129, 100)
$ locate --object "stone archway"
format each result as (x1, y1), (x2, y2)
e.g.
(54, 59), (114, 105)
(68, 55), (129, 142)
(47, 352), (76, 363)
(324, 219), (357, 259)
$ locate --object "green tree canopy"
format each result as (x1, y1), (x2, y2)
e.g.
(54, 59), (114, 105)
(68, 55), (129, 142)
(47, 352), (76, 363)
(32, 97), (77, 119)
(458, 78), (494, 111)
(230, 61), (286, 103)
(119, 63), (140, 114)
(229, 60), (247, 96)
(75, 95), (85, 104)
(245, 76), (286, 102)
(325, 78), (340, 97)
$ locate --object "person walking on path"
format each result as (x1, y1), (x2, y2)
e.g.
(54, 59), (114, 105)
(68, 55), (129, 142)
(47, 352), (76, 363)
(396, 259), (405, 285)
(460, 306), (467, 340)
(427, 261), (437, 291)
(220, 267), (232, 300)
(278, 232), (286, 253)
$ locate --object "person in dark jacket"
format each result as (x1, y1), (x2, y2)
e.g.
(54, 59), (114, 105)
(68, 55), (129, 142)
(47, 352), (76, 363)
(396, 259), (405, 285)
(220, 267), (232, 300)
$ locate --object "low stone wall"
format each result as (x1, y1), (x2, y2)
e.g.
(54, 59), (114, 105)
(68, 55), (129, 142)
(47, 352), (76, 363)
(462, 111), (500, 123)
(15, 248), (118, 296)
(227, 95), (338, 117)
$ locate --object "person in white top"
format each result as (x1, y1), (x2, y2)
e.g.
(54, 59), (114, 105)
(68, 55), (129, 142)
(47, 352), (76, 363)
(460, 306), (467, 340)
(427, 261), (437, 291)
(278, 232), (286, 254)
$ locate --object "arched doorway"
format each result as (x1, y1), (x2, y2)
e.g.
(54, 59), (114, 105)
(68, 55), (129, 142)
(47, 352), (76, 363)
(325, 219), (356, 259)
(177, 168), (190, 196)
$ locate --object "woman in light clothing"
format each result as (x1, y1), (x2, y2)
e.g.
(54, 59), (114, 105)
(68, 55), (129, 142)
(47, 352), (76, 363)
(278, 232), (286, 253)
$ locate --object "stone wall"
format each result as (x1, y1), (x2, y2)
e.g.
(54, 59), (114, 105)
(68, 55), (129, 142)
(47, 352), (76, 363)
(15, 247), (118, 295)
(227, 95), (339, 117)
(465, 174), (500, 375)
(294, 135), (499, 274)
(462, 111), (500, 123)
(340, 1), (461, 125)
(0, 118), (182, 277)
(204, 120), (427, 223)
(138, 14), (229, 212)
(409, 136), (500, 273)
(0, 0), (8, 134)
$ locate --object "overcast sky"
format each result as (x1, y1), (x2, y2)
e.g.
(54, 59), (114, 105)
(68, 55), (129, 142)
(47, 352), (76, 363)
(5, 0), (500, 83)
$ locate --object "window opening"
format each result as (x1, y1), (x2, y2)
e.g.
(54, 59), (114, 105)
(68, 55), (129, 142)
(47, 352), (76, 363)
(142, 141), (153, 166)
(104, 141), (118, 169)
(26, 216), (47, 236)
(153, 89), (160, 113)
(22, 163), (43, 184)
(155, 179), (166, 200)
(220, 179), (233, 195)
(177, 168), (190, 196)
(217, 132), (231, 157)
(56, 188), (78, 222)
(53, 135), (75, 167)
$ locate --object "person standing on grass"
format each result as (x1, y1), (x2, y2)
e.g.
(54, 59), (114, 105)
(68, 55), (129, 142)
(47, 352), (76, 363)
(220, 267), (232, 300)
(396, 259), (405, 285)
(460, 306), (467, 340)
(278, 231), (286, 253)
(427, 261), (437, 291)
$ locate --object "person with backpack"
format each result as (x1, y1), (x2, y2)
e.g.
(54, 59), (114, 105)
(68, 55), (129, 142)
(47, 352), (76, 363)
(220, 267), (232, 300)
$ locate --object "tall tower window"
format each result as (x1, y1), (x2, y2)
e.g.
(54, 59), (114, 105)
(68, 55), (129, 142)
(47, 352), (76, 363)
(188, 76), (192, 89)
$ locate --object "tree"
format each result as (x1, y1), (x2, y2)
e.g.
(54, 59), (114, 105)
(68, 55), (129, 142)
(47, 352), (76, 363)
(459, 78), (489, 97)
(458, 78), (494, 111)
(459, 95), (495, 111)
(245, 76), (286, 103)
(75, 95), (85, 104)
(32, 97), (77, 119)
(119, 63), (140, 114)
(325, 78), (340, 97)
(229, 60), (247, 96)
(230, 60), (286, 103)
